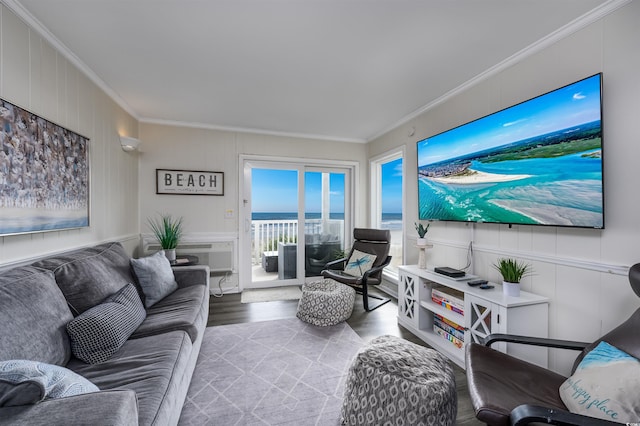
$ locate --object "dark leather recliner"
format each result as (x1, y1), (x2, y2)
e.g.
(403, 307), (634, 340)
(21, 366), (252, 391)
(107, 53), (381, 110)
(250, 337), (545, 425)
(321, 228), (392, 311)
(465, 263), (640, 426)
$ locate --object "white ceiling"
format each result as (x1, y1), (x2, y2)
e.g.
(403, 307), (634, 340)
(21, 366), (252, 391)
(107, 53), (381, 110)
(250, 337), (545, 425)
(7, 0), (620, 142)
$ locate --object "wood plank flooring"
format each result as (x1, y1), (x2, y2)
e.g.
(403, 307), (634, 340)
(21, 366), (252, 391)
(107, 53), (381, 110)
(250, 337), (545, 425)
(208, 288), (483, 425)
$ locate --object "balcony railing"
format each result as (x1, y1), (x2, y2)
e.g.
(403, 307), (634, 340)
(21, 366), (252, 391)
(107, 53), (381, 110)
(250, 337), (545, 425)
(251, 219), (344, 264)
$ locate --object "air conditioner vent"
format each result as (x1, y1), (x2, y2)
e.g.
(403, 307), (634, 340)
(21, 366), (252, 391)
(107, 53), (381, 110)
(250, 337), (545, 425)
(142, 236), (236, 273)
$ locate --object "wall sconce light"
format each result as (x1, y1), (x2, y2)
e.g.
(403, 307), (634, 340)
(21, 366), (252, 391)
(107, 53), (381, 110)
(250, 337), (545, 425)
(119, 135), (140, 152)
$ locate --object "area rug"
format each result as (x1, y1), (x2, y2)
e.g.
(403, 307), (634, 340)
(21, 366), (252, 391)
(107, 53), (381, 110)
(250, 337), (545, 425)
(241, 285), (302, 303)
(178, 318), (364, 425)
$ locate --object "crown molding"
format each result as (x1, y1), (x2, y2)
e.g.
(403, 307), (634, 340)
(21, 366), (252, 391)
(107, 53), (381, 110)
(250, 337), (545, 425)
(2, 0), (140, 120)
(366, 0), (632, 143)
(139, 117), (366, 144)
(4, 0), (631, 143)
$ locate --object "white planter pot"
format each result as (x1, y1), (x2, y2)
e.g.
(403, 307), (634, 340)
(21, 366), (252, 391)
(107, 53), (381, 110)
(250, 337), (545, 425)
(503, 281), (520, 297)
(164, 248), (177, 262)
(416, 238), (427, 246)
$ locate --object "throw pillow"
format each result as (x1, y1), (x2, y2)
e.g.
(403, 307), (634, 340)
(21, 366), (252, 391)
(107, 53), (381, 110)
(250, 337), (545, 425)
(66, 283), (146, 364)
(130, 250), (178, 307)
(0, 359), (99, 407)
(343, 249), (377, 277)
(559, 341), (640, 423)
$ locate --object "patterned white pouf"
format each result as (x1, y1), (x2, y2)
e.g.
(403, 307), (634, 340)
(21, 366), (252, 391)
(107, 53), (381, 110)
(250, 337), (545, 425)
(296, 279), (356, 326)
(341, 335), (457, 426)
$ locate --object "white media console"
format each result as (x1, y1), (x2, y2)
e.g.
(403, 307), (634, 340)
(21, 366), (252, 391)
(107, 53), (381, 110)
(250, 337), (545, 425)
(398, 265), (550, 369)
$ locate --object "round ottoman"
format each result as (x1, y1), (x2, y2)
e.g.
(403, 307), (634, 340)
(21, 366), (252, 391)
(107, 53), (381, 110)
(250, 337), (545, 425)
(296, 279), (355, 326)
(341, 335), (457, 426)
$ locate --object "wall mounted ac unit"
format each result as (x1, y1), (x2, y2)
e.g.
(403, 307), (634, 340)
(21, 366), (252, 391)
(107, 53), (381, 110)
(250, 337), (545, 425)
(142, 236), (236, 273)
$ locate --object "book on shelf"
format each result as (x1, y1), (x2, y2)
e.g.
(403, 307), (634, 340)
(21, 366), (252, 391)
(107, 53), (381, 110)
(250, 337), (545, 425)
(433, 324), (464, 349)
(434, 315), (465, 342)
(431, 285), (464, 315)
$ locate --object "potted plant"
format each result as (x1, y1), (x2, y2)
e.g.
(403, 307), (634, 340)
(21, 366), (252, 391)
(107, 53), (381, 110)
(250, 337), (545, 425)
(415, 222), (430, 246)
(148, 214), (183, 262)
(493, 258), (532, 297)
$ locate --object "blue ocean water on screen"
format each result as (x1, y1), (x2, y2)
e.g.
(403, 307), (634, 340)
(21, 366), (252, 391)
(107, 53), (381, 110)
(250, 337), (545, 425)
(419, 150), (603, 227)
(252, 212), (402, 230)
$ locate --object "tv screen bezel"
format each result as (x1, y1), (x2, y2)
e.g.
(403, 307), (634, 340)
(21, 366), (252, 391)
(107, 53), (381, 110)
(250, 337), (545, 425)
(416, 73), (604, 229)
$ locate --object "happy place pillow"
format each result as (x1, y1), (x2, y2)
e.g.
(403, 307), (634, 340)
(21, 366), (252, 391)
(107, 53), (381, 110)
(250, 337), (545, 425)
(559, 341), (640, 423)
(0, 359), (99, 407)
(343, 249), (377, 277)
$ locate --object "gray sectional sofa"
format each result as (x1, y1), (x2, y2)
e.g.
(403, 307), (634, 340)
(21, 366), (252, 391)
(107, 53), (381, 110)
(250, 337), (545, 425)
(0, 241), (210, 426)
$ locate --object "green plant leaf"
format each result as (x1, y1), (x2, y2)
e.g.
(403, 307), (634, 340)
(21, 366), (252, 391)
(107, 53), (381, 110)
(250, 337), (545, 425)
(492, 258), (532, 283)
(148, 214), (183, 249)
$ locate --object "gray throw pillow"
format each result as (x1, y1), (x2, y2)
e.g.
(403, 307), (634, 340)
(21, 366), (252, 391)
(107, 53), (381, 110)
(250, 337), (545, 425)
(66, 283), (146, 364)
(0, 359), (99, 407)
(130, 250), (178, 307)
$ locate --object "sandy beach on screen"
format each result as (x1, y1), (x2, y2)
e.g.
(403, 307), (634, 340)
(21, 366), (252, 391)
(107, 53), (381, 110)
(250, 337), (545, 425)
(431, 169), (531, 185)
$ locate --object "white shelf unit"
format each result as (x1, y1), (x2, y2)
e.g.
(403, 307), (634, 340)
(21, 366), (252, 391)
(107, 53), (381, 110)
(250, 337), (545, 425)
(398, 265), (549, 370)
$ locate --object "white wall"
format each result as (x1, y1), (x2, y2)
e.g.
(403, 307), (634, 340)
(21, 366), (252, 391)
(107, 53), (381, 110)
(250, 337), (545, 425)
(368, 1), (640, 375)
(138, 122), (367, 288)
(0, 5), (139, 264)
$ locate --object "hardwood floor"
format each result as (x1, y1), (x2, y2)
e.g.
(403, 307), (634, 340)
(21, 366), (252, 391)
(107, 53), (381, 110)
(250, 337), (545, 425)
(208, 287), (483, 425)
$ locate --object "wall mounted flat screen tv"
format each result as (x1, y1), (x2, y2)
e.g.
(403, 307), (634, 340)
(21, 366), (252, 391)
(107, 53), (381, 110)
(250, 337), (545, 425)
(417, 73), (604, 229)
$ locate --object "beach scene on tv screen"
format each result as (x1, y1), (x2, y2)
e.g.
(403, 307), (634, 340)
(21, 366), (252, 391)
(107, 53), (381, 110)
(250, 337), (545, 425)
(418, 74), (603, 228)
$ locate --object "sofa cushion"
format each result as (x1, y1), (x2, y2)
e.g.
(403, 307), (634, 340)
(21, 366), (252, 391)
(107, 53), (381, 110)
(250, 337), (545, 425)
(0, 266), (74, 366)
(0, 359), (99, 407)
(131, 283), (207, 342)
(33, 242), (136, 315)
(67, 283), (147, 364)
(130, 250), (178, 308)
(67, 330), (193, 426)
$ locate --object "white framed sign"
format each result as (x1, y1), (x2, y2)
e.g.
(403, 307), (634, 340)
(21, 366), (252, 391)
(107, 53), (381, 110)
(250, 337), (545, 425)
(156, 169), (224, 196)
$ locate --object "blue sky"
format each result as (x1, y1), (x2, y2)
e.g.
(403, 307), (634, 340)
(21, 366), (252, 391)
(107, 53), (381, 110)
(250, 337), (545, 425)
(418, 74), (602, 166)
(252, 169), (345, 213)
(252, 164), (403, 214)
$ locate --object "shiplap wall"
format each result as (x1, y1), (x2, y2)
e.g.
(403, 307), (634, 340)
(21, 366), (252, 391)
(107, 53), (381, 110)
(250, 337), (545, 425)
(368, 1), (640, 375)
(0, 5), (139, 263)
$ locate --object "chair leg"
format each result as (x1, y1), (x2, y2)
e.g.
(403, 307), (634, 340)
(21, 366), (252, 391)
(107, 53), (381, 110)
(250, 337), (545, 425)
(361, 284), (391, 312)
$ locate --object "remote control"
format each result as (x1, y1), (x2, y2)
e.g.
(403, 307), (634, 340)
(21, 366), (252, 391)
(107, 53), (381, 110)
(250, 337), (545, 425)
(468, 279), (488, 286)
(479, 284), (494, 290)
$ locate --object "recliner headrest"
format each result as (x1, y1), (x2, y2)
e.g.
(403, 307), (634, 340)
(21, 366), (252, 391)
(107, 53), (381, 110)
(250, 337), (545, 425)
(354, 228), (391, 243)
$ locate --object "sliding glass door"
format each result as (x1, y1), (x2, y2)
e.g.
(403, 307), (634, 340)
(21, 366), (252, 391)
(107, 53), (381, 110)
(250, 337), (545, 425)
(241, 159), (352, 289)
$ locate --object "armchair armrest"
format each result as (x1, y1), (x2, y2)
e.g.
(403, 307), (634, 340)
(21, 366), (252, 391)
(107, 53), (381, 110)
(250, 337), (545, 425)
(362, 256), (392, 282)
(324, 257), (347, 270)
(511, 404), (621, 426)
(0, 389), (138, 426)
(483, 334), (590, 351)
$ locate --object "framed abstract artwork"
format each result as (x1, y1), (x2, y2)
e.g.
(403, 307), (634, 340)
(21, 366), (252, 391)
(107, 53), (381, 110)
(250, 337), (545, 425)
(0, 98), (90, 236)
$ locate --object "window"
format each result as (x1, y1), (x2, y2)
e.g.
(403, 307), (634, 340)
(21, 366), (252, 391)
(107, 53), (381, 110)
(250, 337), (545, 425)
(370, 150), (404, 278)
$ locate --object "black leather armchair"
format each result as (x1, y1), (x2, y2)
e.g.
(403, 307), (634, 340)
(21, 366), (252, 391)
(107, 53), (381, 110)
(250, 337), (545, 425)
(321, 228), (392, 311)
(465, 263), (640, 426)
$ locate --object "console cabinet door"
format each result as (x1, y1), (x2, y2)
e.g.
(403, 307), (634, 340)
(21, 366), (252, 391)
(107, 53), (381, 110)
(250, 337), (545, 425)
(398, 271), (418, 327)
(465, 294), (507, 353)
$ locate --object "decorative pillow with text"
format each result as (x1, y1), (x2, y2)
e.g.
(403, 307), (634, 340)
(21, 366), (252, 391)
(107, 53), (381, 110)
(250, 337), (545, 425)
(559, 341), (640, 423)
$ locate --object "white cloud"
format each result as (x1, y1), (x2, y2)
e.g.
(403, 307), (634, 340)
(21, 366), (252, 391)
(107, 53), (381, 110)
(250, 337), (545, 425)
(573, 92), (586, 100)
